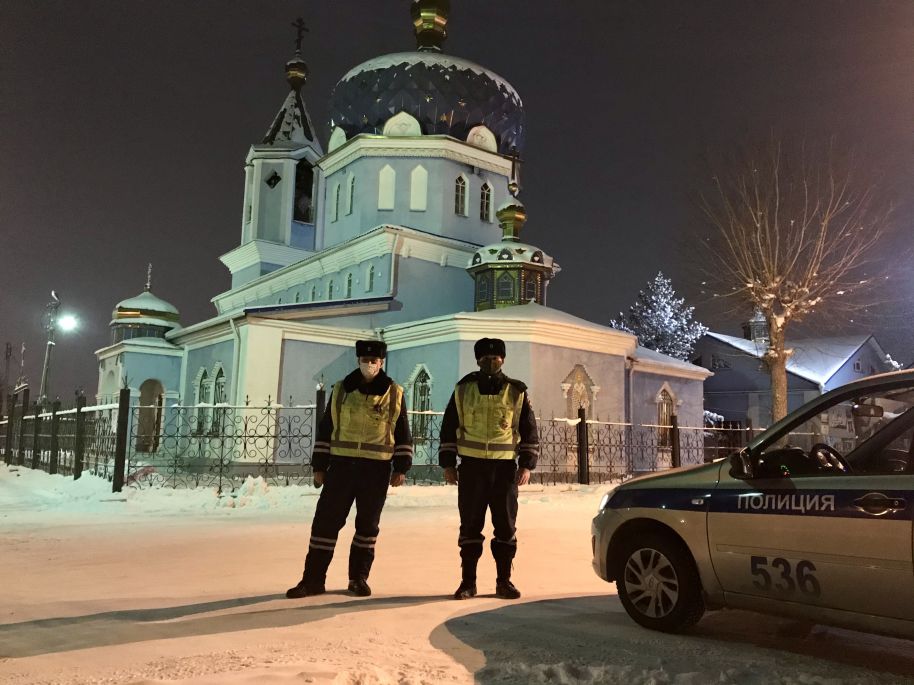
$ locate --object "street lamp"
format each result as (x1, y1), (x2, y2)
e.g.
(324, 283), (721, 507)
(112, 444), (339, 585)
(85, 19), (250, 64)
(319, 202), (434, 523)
(37, 290), (77, 409)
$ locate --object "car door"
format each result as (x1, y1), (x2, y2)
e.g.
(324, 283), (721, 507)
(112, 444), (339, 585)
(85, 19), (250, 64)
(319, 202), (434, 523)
(709, 467), (914, 620)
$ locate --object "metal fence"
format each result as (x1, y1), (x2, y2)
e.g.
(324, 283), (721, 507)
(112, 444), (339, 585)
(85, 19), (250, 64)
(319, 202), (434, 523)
(1, 392), (755, 491)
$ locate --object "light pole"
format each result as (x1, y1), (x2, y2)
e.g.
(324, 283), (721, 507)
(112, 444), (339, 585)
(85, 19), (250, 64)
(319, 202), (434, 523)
(37, 291), (77, 409)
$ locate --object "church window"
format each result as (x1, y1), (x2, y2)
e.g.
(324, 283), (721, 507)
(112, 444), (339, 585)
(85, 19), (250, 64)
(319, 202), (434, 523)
(328, 280), (335, 299)
(658, 389), (674, 447)
(195, 370), (210, 435)
(277, 297), (282, 304)
(410, 165), (428, 211)
(294, 160), (314, 222)
(476, 274), (490, 303)
(346, 174), (355, 215)
(378, 165), (396, 210)
(410, 368), (433, 442)
(331, 183), (341, 222)
(454, 176), (467, 216)
(346, 273), (353, 298)
(310, 285), (317, 301)
(497, 272), (515, 300)
(480, 182), (492, 221)
(524, 276), (537, 301)
(294, 291), (301, 303)
(366, 265), (375, 292)
(212, 368), (226, 433)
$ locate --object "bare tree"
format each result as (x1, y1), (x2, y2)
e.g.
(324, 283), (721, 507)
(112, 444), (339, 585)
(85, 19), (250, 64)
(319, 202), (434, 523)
(699, 138), (895, 422)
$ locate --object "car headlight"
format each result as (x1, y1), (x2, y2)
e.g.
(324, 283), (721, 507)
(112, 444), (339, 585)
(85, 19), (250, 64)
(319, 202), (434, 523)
(598, 486), (619, 513)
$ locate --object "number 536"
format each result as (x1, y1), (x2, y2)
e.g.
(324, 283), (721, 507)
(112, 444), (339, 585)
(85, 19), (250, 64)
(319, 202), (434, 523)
(750, 556), (821, 597)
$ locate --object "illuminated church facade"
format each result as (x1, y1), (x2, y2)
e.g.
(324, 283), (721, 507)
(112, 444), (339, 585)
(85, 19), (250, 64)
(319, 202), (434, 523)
(96, 2), (710, 445)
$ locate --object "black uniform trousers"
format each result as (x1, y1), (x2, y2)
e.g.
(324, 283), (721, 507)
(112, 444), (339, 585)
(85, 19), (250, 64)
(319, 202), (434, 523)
(457, 456), (519, 580)
(303, 456), (391, 584)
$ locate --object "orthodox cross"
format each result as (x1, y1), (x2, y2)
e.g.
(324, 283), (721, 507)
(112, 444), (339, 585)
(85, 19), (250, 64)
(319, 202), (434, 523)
(508, 146), (523, 197)
(292, 17), (309, 53)
(145, 263), (153, 291)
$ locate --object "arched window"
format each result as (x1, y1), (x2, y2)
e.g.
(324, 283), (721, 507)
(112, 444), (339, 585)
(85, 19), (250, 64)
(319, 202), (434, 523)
(346, 173), (355, 215)
(480, 182), (492, 221)
(658, 389), (674, 447)
(212, 368), (226, 433)
(454, 176), (467, 215)
(328, 280), (335, 299)
(497, 272), (515, 300)
(195, 370), (209, 435)
(410, 368), (432, 442)
(524, 276), (537, 302)
(346, 273), (353, 298)
(310, 285), (317, 301)
(476, 274), (490, 303)
(410, 165), (428, 211)
(332, 183), (341, 221)
(378, 165), (396, 210)
(294, 291), (301, 303)
(366, 264), (375, 293)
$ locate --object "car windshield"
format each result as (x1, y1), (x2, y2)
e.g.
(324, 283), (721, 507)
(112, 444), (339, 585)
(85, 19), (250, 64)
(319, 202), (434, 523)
(754, 384), (914, 478)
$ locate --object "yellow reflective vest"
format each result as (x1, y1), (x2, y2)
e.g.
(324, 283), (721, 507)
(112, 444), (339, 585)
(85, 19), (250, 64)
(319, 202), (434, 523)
(329, 380), (404, 460)
(455, 381), (524, 459)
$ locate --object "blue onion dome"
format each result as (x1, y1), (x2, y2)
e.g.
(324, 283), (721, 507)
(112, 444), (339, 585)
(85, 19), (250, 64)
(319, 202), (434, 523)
(328, 1), (525, 155)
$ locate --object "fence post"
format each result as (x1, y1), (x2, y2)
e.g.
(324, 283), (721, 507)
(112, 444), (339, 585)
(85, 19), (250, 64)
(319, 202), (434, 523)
(745, 418), (754, 447)
(576, 406), (590, 485)
(315, 384), (326, 425)
(4, 393), (16, 464)
(671, 414), (681, 468)
(16, 389), (29, 465)
(112, 387), (130, 493)
(31, 404), (42, 470)
(74, 394), (86, 480)
(49, 400), (61, 475)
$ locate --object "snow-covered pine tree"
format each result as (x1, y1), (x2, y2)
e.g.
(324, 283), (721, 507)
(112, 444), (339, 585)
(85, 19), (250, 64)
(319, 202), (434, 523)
(610, 272), (707, 361)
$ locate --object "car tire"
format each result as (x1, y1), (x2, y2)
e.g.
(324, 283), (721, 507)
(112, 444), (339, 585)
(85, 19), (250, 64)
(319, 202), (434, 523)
(614, 531), (705, 633)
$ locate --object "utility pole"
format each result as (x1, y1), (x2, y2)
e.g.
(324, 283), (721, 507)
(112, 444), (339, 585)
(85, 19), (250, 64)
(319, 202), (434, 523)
(1, 342), (10, 417)
(38, 291), (62, 409)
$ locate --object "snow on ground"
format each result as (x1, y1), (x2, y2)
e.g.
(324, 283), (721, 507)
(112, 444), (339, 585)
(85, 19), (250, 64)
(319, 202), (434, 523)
(2, 463), (914, 685)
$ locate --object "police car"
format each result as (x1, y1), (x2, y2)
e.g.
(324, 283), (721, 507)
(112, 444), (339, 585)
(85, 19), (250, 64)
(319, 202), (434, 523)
(592, 370), (914, 638)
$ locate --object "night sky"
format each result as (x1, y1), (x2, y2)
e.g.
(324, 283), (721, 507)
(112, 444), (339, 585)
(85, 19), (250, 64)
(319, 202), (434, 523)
(2, 0), (912, 401)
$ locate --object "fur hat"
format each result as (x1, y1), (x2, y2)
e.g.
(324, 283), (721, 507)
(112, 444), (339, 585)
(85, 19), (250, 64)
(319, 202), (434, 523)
(474, 337), (506, 360)
(355, 340), (387, 358)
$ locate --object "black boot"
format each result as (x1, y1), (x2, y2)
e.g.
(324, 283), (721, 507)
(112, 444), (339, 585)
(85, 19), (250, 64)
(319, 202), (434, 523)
(348, 578), (372, 597)
(285, 578), (326, 598)
(495, 578), (521, 600)
(453, 579), (477, 600)
(454, 558), (478, 600)
(495, 555), (520, 599)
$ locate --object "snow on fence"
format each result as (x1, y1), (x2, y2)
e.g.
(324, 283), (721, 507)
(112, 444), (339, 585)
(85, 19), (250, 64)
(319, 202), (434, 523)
(0, 400), (761, 492)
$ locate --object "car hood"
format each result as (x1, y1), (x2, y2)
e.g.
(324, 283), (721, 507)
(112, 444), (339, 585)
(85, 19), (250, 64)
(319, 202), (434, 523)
(619, 460), (724, 490)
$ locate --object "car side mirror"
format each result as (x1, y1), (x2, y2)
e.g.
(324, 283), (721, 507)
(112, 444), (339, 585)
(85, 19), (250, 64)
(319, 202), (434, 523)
(729, 449), (755, 480)
(852, 403), (884, 418)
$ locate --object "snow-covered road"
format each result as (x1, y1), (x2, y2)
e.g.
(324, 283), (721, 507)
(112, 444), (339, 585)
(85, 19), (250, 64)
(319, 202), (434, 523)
(1, 464), (913, 684)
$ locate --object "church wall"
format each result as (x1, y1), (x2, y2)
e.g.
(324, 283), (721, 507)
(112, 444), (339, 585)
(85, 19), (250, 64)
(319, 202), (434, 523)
(278, 340), (361, 406)
(384, 340), (479, 413)
(231, 262), (285, 290)
(630, 371), (704, 428)
(184, 341), (234, 405)
(122, 351), (182, 401)
(321, 156), (507, 249)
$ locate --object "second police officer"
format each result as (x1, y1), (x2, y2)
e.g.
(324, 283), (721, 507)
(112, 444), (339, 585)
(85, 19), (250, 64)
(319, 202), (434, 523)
(286, 340), (413, 599)
(439, 337), (539, 600)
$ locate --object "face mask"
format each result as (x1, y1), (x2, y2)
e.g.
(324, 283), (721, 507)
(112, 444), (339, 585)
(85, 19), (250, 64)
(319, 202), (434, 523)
(478, 358), (503, 376)
(359, 360), (382, 381)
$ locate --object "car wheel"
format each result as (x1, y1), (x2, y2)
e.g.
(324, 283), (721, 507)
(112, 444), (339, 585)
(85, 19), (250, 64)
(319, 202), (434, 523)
(614, 531), (705, 633)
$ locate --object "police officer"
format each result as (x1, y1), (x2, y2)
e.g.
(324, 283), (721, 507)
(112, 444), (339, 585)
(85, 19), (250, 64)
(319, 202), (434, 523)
(286, 340), (412, 598)
(439, 337), (539, 600)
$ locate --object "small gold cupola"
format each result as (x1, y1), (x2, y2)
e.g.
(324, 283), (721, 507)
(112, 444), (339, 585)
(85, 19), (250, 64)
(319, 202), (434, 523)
(411, 0), (449, 52)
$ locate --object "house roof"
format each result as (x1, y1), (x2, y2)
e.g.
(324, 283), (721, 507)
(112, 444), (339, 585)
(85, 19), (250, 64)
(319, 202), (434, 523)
(705, 331), (874, 386)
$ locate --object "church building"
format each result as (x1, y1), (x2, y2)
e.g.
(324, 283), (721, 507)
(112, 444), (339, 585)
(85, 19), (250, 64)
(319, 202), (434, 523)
(95, 1), (710, 451)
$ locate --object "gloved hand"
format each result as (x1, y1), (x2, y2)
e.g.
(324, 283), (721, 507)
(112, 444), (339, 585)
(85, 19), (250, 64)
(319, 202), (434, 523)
(313, 471), (325, 488)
